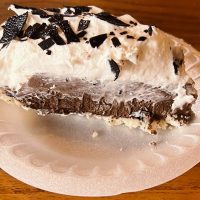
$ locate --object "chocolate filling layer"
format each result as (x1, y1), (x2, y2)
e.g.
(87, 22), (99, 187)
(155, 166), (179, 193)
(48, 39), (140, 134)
(4, 75), (195, 128)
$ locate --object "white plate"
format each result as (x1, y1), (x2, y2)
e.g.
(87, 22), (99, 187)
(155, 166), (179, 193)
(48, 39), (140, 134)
(0, 35), (200, 197)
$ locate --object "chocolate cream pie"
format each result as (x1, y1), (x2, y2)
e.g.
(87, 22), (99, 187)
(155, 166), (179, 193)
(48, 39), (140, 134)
(0, 4), (197, 134)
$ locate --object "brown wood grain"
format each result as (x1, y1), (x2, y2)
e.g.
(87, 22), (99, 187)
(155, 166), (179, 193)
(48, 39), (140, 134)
(0, 0), (200, 199)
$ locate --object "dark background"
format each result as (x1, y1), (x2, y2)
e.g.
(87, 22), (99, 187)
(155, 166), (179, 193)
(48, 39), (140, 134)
(0, 0), (199, 200)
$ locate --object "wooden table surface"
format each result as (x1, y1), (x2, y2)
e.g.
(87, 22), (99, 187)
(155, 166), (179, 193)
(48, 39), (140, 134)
(0, 0), (199, 199)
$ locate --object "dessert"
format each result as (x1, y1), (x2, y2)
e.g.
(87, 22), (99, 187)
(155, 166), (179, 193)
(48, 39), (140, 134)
(0, 4), (197, 133)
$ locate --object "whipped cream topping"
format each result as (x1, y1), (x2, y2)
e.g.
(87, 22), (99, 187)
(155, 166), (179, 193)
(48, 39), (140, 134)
(0, 4), (196, 111)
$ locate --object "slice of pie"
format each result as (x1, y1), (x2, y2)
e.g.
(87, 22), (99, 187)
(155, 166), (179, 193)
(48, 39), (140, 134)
(0, 4), (197, 133)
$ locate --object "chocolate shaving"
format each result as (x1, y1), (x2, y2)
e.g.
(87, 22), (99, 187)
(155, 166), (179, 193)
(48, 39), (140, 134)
(25, 23), (47, 39)
(58, 20), (80, 43)
(120, 31), (127, 35)
(130, 21), (137, 26)
(111, 37), (121, 47)
(32, 9), (50, 18)
(47, 25), (65, 45)
(25, 24), (39, 38)
(109, 59), (120, 80)
(77, 19), (90, 31)
(77, 31), (87, 38)
(17, 30), (25, 38)
(138, 36), (147, 41)
(38, 37), (55, 50)
(173, 48), (184, 75)
(95, 12), (130, 27)
(144, 25), (153, 36)
(45, 8), (60, 13)
(48, 14), (63, 23)
(64, 6), (91, 16)
(148, 25), (153, 36)
(38, 24), (52, 38)
(1, 43), (8, 50)
(89, 34), (107, 48)
(127, 35), (134, 39)
(0, 12), (28, 46)
(173, 61), (179, 75)
(12, 4), (37, 10)
(46, 50), (52, 55)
